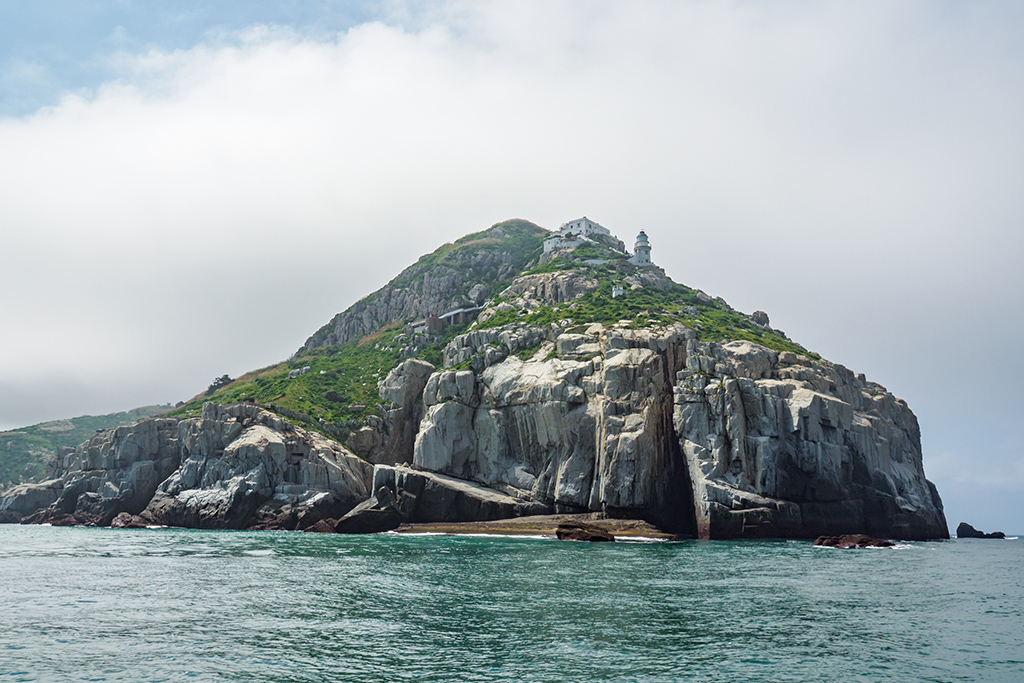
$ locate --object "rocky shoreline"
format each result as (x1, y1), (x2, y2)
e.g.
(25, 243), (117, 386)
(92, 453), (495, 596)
(392, 513), (677, 540)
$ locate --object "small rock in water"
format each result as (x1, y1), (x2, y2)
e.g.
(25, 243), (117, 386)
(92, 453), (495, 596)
(111, 512), (148, 529)
(555, 522), (615, 542)
(303, 519), (337, 534)
(812, 534), (894, 549)
(956, 522), (1005, 539)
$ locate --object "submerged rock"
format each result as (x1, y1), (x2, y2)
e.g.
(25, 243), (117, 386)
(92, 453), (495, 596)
(813, 534), (895, 548)
(110, 512), (149, 529)
(555, 522), (615, 542)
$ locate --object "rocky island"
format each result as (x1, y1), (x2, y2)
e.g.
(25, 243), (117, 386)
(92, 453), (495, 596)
(0, 218), (948, 540)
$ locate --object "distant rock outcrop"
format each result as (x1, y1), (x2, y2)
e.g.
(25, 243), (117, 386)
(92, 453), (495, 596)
(956, 522), (1005, 539)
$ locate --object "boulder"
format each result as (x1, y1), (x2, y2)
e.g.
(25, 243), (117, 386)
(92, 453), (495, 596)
(956, 522), (1005, 539)
(110, 512), (149, 529)
(555, 522), (615, 542)
(813, 534), (895, 548)
(372, 464), (546, 523)
(334, 507), (402, 534)
(303, 519), (338, 533)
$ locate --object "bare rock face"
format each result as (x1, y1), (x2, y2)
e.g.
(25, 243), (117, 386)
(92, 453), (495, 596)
(398, 321), (946, 540)
(674, 341), (947, 540)
(9, 403), (375, 530)
(371, 464), (546, 523)
(299, 222), (543, 352)
(142, 403), (372, 529)
(0, 479), (65, 521)
(372, 359), (436, 465)
(3, 418), (182, 525)
(411, 324), (696, 533)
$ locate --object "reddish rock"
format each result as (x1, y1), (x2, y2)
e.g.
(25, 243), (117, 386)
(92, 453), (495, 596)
(111, 512), (149, 529)
(303, 519), (338, 533)
(813, 534), (894, 548)
(555, 523), (615, 542)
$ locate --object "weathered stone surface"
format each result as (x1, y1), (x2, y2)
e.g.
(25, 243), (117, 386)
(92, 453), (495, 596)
(334, 507), (402, 534)
(372, 464), (547, 523)
(0, 510), (23, 523)
(3, 418), (182, 524)
(142, 403), (372, 529)
(373, 358), (436, 465)
(0, 478), (65, 517)
(675, 340), (947, 540)
(299, 223), (537, 351)
(956, 522), (1005, 539)
(405, 317), (945, 540)
(411, 325), (695, 532)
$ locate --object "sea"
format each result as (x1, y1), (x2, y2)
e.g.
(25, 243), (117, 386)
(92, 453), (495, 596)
(0, 526), (1021, 682)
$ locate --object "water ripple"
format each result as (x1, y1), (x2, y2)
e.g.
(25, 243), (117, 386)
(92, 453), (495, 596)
(0, 527), (1021, 682)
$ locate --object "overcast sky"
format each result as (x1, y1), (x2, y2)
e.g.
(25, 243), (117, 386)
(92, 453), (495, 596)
(1, 1), (1022, 534)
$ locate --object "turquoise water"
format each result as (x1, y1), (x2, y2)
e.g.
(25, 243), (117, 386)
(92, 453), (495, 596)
(0, 527), (1021, 682)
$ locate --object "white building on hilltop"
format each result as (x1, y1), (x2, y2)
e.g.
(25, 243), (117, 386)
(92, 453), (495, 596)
(542, 216), (613, 253)
(628, 230), (654, 267)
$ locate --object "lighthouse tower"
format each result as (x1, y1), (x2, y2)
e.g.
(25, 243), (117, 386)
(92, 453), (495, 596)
(629, 230), (653, 266)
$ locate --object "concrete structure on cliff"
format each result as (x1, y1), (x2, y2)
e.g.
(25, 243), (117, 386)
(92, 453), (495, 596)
(542, 217), (612, 253)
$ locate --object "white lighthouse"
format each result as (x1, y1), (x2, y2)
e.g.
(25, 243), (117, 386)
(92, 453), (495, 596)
(628, 230), (653, 267)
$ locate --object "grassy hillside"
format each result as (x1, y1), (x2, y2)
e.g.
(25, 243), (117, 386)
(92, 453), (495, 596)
(168, 320), (473, 439)
(0, 405), (170, 487)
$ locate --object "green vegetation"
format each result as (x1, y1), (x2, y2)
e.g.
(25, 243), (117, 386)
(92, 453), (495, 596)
(167, 318), (474, 442)
(387, 219), (546, 290)
(0, 405), (170, 486)
(168, 335), (403, 430)
(476, 263), (816, 357)
(571, 242), (627, 262)
(524, 258), (577, 275)
(515, 342), (545, 360)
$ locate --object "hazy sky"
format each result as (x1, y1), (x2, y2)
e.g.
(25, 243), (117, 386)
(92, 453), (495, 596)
(1, 1), (1022, 533)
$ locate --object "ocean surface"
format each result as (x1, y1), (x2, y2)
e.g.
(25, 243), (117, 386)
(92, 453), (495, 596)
(0, 526), (1021, 682)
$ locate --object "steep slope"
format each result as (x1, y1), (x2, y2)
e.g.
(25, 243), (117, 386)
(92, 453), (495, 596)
(300, 219), (547, 351)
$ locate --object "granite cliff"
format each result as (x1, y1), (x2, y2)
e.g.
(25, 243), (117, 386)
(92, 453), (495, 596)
(0, 218), (948, 539)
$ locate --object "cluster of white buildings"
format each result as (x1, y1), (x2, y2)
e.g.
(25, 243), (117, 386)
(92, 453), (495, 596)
(543, 216), (655, 267)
